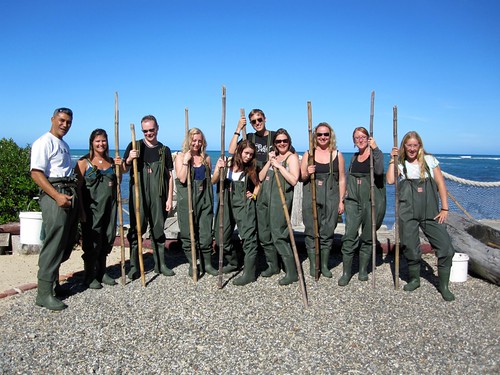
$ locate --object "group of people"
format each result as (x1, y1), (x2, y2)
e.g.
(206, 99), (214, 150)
(30, 106), (456, 310)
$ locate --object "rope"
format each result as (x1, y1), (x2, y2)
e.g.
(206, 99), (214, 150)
(442, 171), (500, 187)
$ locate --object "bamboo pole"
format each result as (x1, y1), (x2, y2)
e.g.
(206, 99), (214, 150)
(130, 124), (146, 287)
(369, 91), (377, 289)
(240, 108), (247, 140)
(307, 102), (321, 282)
(185, 108), (198, 282)
(217, 86), (226, 289)
(447, 191), (474, 220)
(393, 105), (400, 290)
(274, 170), (309, 308)
(114, 92), (126, 285)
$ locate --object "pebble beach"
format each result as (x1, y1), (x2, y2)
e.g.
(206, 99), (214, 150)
(0, 247), (498, 374)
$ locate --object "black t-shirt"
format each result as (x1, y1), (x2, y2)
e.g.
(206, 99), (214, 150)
(124, 140), (173, 170)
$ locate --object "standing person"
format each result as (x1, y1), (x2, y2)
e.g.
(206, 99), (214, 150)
(258, 129), (300, 285)
(30, 107), (79, 310)
(300, 123), (346, 278)
(175, 128), (218, 277)
(338, 127), (386, 286)
(213, 140), (260, 285)
(386, 131), (455, 301)
(123, 115), (174, 280)
(76, 129), (121, 289)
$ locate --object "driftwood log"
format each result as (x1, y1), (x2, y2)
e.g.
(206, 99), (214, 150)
(446, 212), (500, 285)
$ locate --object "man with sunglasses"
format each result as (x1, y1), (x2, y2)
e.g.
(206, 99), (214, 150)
(31, 107), (79, 310)
(123, 115), (175, 280)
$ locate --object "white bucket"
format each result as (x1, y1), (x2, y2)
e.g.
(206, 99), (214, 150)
(450, 253), (469, 283)
(19, 211), (43, 245)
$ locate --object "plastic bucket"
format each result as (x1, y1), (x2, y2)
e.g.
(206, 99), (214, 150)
(19, 212), (43, 245)
(450, 253), (469, 283)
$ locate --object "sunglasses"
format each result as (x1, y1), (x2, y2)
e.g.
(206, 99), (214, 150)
(275, 139), (289, 144)
(54, 107), (73, 117)
(316, 132), (330, 137)
(354, 136), (367, 141)
(250, 118), (264, 125)
(142, 128), (156, 134)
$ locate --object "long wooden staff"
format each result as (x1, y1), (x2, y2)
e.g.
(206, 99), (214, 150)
(217, 86), (226, 289)
(240, 108), (247, 140)
(274, 170), (308, 308)
(369, 91), (377, 289)
(393, 105), (400, 290)
(185, 108), (198, 282)
(114, 92), (126, 285)
(130, 124), (146, 287)
(307, 101), (321, 282)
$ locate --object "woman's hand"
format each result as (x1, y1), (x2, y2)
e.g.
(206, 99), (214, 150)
(434, 209), (448, 224)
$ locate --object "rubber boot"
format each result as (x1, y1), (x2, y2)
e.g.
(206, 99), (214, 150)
(307, 251), (316, 277)
(261, 247), (280, 277)
(358, 253), (370, 281)
(127, 246), (140, 280)
(222, 250), (238, 274)
(53, 267), (70, 297)
(233, 252), (257, 286)
(438, 267), (455, 301)
(98, 254), (117, 286)
(404, 263), (421, 291)
(84, 260), (102, 289)
(278, 255), (298, 285)
(338, 256), (353, 286)
(320, 249), (332, 278)
(202, 252), (218, 276)
(185, 251), (198, 277)
(157, 242), (175, 276)
(36, 280), (67, 311)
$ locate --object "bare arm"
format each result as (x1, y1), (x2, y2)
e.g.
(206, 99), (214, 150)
(228, 116), (246, 154)
(433, 165), (449, 224)
(337, 151), (346, 214)
(386, 147), (399, 185)
(174, 151), (191, 184)
(273, 153), (300, 187)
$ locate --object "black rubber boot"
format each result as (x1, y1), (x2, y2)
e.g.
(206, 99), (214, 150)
(404, 263), (421, 291)
(233, 252), (257, 286)
(127, 246), (140, 280)
(84, 260), (102, 289)
(98, 254), (117, 286)
(202, 252), (218, 276)
(438, 267), (455, 301)
(338, 256), (353, 286)
(222, 250), (238, 274)
(261, 247), (280, 277)
(278, 256), (298, 285)
(307, 251), (316, 277)
(36, 280), (67, 311)
(157, 242), (175, 276)
(320, 249), (332, 278)
(358, 253), (370, 281)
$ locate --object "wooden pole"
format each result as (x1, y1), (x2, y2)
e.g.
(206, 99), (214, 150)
(114, 92), (126, 285)
(185, 108), (198, 282)
(307, 101), (321, 282)
(217, 86), (226, 289)
(274, 170), (309, 308)
(130, 124), (146, 287)
(240, 108), (247, 140)
(369, 91), (377, 289)
(393, 105), (400, 290)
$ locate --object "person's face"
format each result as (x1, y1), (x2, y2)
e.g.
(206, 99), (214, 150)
(274, 134), (290, 154)
(353, 131), (368, 149)
(404, 137), (420, 160)
(316, 126), (330, 147)
(249, 113), (266, 133)
(191, 133), (203, 152)
(92, 135), (108, 155)
(141, 120), (158, 142)
(241, 147), (255, 163)
(50, 112), (72, 139)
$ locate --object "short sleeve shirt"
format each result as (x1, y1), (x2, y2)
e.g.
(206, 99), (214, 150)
(30, 132), (73, 178)
(399, 154), (439, 180)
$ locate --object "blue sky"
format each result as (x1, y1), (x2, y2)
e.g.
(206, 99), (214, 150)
(1, 0), (499, 154)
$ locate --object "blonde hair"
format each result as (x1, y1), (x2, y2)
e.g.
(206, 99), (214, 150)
(313, 122), (337, 151)
(182, 127), (208, 165)
(399, 131), (428, 180)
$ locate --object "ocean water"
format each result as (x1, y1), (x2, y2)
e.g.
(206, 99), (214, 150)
(71, 149), (500, 228)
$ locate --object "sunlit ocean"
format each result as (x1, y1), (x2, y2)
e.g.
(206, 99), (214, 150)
(71, 149), (500, 228)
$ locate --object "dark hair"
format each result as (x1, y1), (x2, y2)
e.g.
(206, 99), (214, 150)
(233, 140), (259, 186)
(81, 128), (111, 162)
(272, 128), (292, 152)
(53, 107), (73, 118)
(141, 115), (159, 128)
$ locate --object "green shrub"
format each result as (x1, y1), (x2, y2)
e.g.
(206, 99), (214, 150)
(0, 138), (39, 224)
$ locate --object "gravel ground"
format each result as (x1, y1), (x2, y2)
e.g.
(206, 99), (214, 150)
(0, 249), (498, 374)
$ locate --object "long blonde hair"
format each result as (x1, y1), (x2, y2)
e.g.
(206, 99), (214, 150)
(399, 131), (428, 180)
(313, 122), (337, 151)
(182, 127), (208, 165)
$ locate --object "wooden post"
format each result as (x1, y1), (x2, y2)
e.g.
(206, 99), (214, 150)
(114, 92), (126, 285)
(369, 91), (377, 289)
(240, 108), (247, 140)
(185, 108), (198, 282)
(393, 105), (400, 290)
(217, 86), (226, 289)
